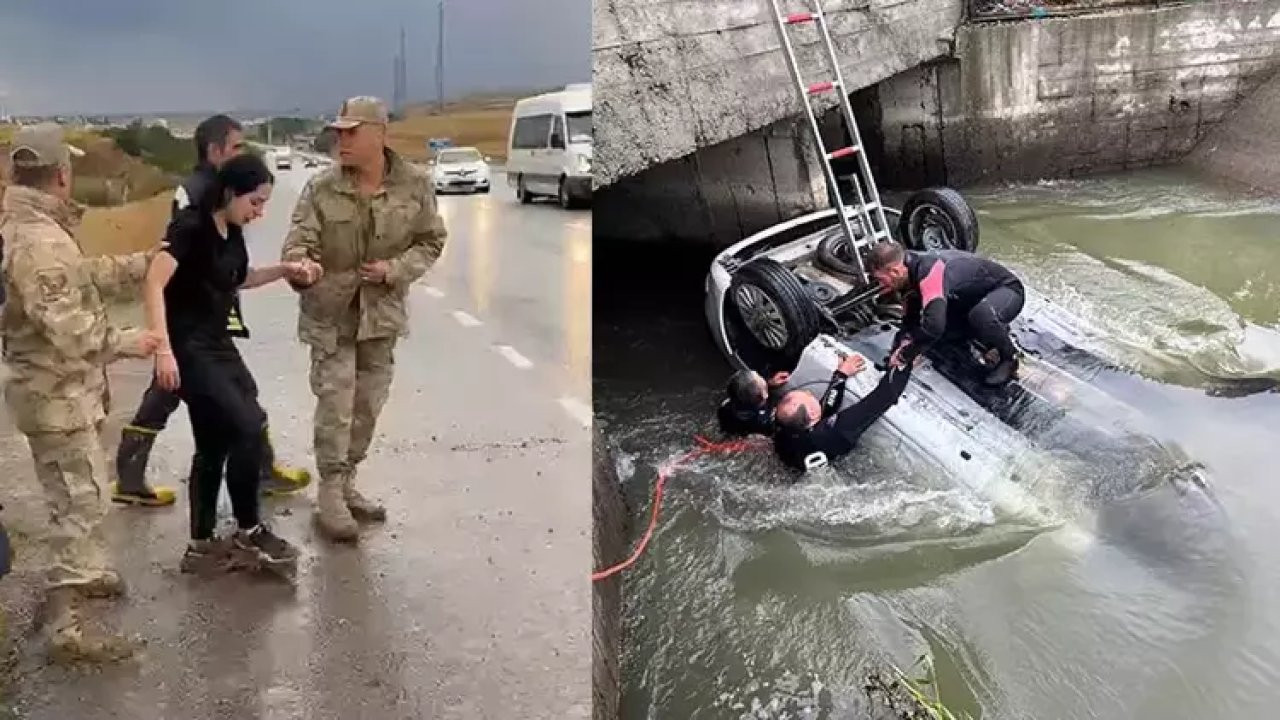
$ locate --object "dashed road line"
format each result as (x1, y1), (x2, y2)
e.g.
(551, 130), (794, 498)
(421, 286), (445, 298)
(452, 310), (482, 327)
(495, 345), (534, 369)
(558, 396), (592, 428)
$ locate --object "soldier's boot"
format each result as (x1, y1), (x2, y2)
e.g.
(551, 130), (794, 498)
(314, 477), (359, 543)
(43, 587), (138, 665)
(111, 426), (178, 507)
(259, 426), (313, 497)
(343, 474), (386, 523)
(75, 569), (126, 599)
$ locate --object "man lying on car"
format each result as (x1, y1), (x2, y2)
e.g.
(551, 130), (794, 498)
(717, 350), (914, 472)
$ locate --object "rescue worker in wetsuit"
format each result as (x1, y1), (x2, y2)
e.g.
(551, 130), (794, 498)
(868, 241), (1025, 386)
(113, 115), (311, 506)
(717, 369), (790, 437)
(772, 352), (913, 471)
(143, 153), (320, 573)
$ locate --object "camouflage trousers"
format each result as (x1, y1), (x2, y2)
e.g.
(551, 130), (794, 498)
(309, 337), (397, 480)
(25, 424), (113, 590)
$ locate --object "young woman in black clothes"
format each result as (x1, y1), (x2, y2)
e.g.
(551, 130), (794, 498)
(143, 153), (321, 574)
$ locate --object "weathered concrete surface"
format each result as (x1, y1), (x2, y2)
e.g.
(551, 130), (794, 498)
(1186, 68), (1280, 195)
(593, 0), (965, 189)
(0, 170), (592, 719)
(591, 429), (627, 720)
(867, 0), (1280, 187)
(593, 116), (833, 245)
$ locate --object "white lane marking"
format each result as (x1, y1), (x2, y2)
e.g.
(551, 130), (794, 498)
(558, 397), (592, 428)
(495, 345), (533, 369)
(452, 310), (482, 327)
(421, 286), (445, 298)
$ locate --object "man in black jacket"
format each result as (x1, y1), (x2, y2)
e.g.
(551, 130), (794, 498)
(112, 115), (311, 506)
(869, 241), (1025, 386)
(772, 352), (912, 471)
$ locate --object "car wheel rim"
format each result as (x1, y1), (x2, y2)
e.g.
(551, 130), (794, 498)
(733, 284), (789, 350)
(909, 204), (958, 251)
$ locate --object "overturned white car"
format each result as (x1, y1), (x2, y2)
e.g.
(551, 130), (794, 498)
(704, 187), (1211, 498)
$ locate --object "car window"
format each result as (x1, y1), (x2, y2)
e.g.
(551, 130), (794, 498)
(513, 114), (552, 150)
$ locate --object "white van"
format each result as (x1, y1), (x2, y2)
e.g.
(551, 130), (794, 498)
(506, 83), (592, 209)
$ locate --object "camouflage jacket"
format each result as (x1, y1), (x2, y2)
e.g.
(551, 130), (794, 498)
(281, 149), (447, 350)
(0, 186), (150, 433)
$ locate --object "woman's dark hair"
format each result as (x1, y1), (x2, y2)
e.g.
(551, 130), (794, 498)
(199, 153), (274, 212)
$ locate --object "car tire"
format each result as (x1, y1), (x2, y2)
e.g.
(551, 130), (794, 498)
(898, 187), (979, 252)
(479, 186), (491, 194)
(558, 177), (574, 209)
(815, 227), (872, 282)
(517, 176), (533, 204)
(725, 257), (822, 373)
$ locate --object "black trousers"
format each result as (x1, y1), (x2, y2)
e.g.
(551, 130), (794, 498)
(959, 284), (1025, 359)
(175, 337), (267, 541)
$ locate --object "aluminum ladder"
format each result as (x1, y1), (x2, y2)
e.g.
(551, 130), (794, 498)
(765, 0), (894, 284)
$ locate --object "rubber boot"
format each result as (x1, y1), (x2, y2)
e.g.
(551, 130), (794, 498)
(314, 477), (359, 543)
(112, 426), (177, 507)
(259, 426), (313, 497)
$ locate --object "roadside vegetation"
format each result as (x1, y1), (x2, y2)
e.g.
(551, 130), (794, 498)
(387, 95), (518, 162)
(2, 123), (177, 255)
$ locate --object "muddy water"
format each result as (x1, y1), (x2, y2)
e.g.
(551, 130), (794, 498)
(594, 166), (1280, 719)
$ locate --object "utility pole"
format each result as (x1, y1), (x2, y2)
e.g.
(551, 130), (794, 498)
(436, 0), (445, 114)
(394, 25), (407, 115)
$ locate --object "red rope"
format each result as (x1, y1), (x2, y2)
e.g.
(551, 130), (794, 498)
(591, 434), (766, 582)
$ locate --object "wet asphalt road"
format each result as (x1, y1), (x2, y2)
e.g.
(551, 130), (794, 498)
(0, 167), (592, 719)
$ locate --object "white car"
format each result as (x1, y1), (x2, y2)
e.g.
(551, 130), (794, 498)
(430, 147), (491, 195)
(704, 187), (1213, 494)
(274, 148), (293, 170)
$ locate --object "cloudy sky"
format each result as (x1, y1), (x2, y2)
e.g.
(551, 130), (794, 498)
(0, 0), (590, 115)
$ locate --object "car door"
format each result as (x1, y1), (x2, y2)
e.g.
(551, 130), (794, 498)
(544, 113), (568, 194)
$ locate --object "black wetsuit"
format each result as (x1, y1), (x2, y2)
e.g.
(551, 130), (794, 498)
(163, 209), (266, 540)
(897, 249), (1025, 362)
(773, 364), (912, 471)
(717, 382), (786, 437)
(126, 165), (251, 434)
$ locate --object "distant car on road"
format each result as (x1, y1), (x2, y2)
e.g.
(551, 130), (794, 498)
(274, 148), (293, 170)
(506, 83), (592, 209)
(430, 146), (491, 195)
(304, 156), (318, 168)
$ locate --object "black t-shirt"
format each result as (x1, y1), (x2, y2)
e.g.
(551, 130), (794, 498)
(162, 211), (248, 344)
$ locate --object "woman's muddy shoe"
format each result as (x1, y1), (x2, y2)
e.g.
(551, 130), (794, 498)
(344, 487), (386, 523)
(111, 482), (177, 507)
(234, 524), (299, 563)
(233, 525), (299, 582)
(179, 537), (234, 575)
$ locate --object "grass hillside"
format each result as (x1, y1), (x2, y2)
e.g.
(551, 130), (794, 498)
(387, 97), (515, 162)
(2, 125), (176, 255)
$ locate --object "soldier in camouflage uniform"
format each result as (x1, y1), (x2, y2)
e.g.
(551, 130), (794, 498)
(1, 124), (159, 659)
(281, 97), (447, 542)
